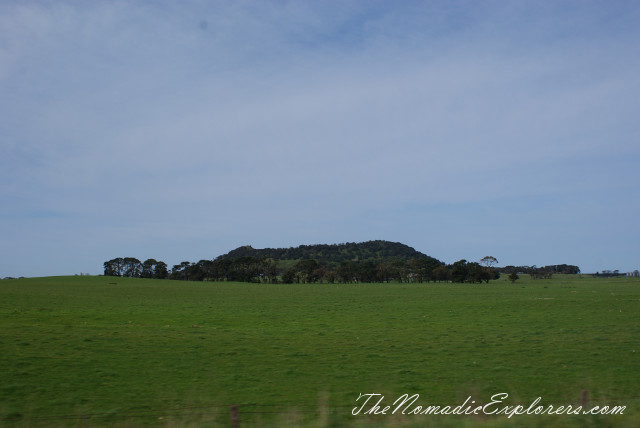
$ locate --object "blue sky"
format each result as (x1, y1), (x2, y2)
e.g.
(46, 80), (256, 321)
(1, 0), (639, 277)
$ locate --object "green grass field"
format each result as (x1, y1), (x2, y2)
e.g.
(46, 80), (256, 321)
(1, 275), (639, 427)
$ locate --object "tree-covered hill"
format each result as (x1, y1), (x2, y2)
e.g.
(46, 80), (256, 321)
(217, 240), (442, 265)
(102, 240), (582, 284)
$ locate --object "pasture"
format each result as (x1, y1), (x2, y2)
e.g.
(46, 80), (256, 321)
(1, 275), (639, 427)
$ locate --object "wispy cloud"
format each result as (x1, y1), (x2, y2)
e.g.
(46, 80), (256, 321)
(1, 1), (639, 276)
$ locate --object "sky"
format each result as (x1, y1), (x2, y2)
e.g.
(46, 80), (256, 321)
(1, 0), (639, 277)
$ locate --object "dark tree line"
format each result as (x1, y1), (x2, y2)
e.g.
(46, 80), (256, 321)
(103, 256), (500, 284)
(103, 258), (168, 279)
(498, 264), (580, 278)
(280, 257), (450, 284)
(594, 270), (621, 278)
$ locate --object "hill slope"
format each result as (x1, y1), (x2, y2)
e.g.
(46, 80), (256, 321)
(217, 240), (442, 265)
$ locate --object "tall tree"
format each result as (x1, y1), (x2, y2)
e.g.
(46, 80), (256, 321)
(480, 256), (498, 268)
(337, 261), (356, 283)
(154, 261), (169, 279)
(122, 257), (142, 278)
(104, 258), (124, 276)
(171, 261), (191, 280)
(141, 259), (158, 278)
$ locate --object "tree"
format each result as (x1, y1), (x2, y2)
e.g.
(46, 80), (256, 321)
(508, 272), (519, 284)
(188, 260), (215, 281)
(407, 257), (440, 283)
(171, 261), (191, 280)
(141, 259), (158, 278)
(210, 258), (232, 281)
(467, 262), (487, 283)
(451, 260), (470, 283)
(337, 261), (356, 283)
(358, 260), (378, 283)
(122, 257), (142, 278)
(104, 258), (124, 276)
(154, 261), (169, 279)
(323, 268), (337, 284)
(261, 258), (278, 283)
(433, 265), (451, 282)
(479, 256), (500, 283)
(145, 259), (168, 279)
(282, 268), (296, 284)
(376, 262), (397, 283)
(227, 257), (261, 282)
(295, 259), (321, 283)
(480, 256), (498, 268)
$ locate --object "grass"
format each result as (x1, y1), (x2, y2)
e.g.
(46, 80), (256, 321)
(0, 274), (639, 427)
